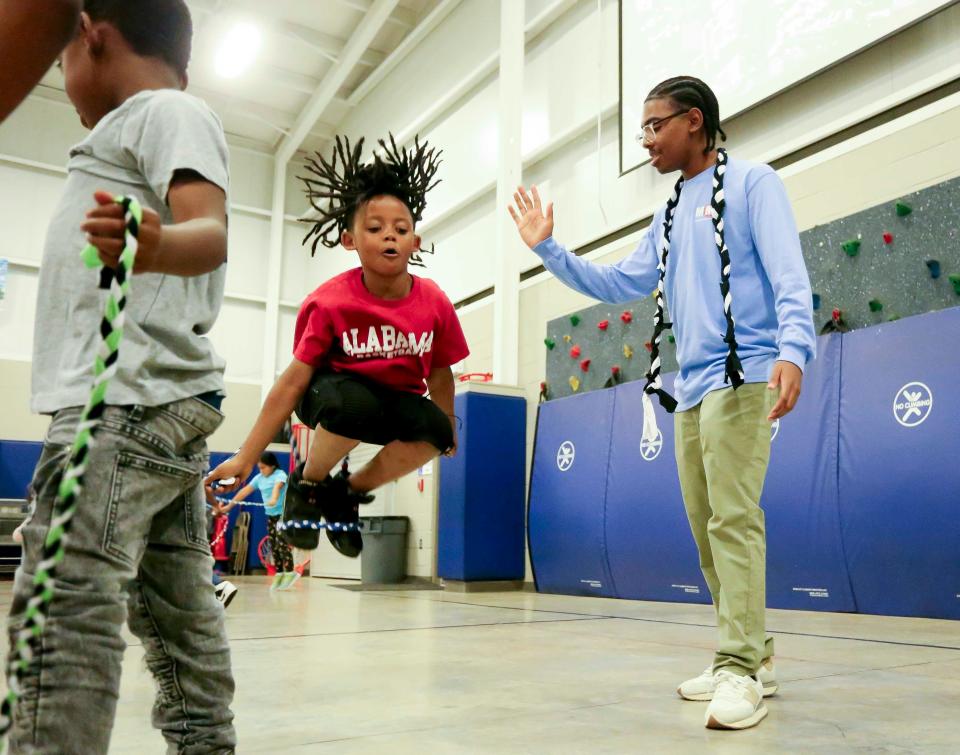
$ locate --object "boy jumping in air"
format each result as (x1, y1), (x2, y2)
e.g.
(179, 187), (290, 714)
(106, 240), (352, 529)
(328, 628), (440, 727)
(208, 136), (468, 558)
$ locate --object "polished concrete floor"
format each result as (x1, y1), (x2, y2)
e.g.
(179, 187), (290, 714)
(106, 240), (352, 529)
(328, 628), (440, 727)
(2, 576), (959, 753)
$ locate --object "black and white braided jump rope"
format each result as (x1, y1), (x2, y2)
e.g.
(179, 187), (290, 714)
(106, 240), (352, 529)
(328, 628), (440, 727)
(641, 148), (744, 442)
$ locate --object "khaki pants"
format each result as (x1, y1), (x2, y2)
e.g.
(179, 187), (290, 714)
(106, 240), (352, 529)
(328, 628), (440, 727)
(675, 383), (776, 677)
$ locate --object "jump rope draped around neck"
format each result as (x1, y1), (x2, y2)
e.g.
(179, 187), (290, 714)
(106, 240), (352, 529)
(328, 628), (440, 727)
(640, 148), (745, 442)
(0, 196), (141, 748)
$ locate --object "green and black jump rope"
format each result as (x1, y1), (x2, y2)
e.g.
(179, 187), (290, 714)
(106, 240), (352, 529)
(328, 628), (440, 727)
(0, 196), (141, 748)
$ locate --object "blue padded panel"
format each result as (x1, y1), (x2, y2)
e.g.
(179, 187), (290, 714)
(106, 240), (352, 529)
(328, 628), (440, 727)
(528, 389), (616, 597)
(0, 441), (42, 499)
(762, 334), (855, 612)
(438, 391), (527, 581)
(839, 308), (960, 619)
(605, 374), (710, 605)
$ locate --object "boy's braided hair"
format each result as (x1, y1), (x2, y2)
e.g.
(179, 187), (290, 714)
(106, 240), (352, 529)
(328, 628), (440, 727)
(646, 76), (726, 155)
(300, 134), (442, 267)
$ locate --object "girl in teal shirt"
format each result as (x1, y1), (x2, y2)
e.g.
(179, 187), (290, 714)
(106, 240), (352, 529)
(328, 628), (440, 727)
(218, 452), (296, 590)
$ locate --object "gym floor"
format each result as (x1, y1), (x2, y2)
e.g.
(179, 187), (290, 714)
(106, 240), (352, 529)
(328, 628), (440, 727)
(2, 577), (957, 753)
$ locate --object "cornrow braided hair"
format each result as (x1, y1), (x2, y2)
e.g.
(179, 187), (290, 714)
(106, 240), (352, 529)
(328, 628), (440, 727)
(640, 147), (744, 443)
(300, 134), (442, 267)
(646, 75), (727, 154)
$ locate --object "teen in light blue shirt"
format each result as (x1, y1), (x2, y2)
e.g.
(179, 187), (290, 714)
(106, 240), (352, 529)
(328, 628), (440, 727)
(509, 76), (815, 732)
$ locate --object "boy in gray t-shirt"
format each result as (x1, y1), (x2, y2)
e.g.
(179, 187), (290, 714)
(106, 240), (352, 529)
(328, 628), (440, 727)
(7, 1), (236, 752)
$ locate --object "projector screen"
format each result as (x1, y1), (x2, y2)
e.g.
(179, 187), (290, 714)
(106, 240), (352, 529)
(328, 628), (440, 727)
(619, 0), (956, 174)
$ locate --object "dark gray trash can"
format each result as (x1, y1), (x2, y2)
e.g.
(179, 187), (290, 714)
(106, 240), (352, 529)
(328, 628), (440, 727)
(359, 516), (409, 584)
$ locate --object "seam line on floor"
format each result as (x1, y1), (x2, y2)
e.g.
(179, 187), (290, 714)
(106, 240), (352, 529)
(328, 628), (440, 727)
(359, 593), (960, 652)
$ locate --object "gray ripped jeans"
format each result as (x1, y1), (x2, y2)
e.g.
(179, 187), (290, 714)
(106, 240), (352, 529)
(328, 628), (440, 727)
(6, 399), (236, 754)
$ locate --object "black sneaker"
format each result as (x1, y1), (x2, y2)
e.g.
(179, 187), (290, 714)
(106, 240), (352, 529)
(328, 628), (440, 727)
(319, 471), (374, 558)
(281, 462), (326, 550)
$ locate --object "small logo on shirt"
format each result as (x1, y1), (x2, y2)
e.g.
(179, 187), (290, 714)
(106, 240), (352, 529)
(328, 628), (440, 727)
(695, 204), (718, 221)
(341, 326), (434, 360)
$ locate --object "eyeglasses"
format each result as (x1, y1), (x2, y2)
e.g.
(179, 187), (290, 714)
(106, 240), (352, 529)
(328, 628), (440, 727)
(634, 109), (691, 145)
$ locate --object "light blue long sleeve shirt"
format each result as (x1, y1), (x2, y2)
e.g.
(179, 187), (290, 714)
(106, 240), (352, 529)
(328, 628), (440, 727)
(533, 158), (816, 412)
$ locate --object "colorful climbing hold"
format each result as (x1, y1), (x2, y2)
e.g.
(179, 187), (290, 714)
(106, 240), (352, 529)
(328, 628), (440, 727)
(841, 239), (861, 257)
(926, 260), (941, 279)
(569, 376), (580, 392)
(667, 335), (675, 344)
(544, 338), (556, 350)
(570, 344), (581, 359)
(597, 319), (609, 331)
(882, 232), (894, 245)
(570, 314), (581, 326)
(604, 365), (624, 388)
(644, 341), (653, 352)
(868, 299), (883, 313)
(623, 344), (634, 359)
(580, 359), (592, 373)
(949, 274), (960, 296)
(563, 334), (572, 343)
(620, 311), (633, 324)
(812, 293), (821, 311)
(895, 201), (912, 217)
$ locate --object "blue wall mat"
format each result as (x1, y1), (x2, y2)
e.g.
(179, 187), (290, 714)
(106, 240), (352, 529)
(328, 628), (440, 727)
(0, 443), (280, 572)
(605, 374), (710, 605)
(0, 441), (42, 498)
(762, 334), (856, 612)
(839, 308), (960, 620)
(438, 390), (527, 581)
(528, 389), (616, 597)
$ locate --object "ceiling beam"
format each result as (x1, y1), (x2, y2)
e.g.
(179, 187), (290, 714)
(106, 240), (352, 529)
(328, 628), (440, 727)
(277, 21), (387, 69)
(333, 0), (416, 29)
(348, 0), (463, 106)
(277, 0), (399, 164)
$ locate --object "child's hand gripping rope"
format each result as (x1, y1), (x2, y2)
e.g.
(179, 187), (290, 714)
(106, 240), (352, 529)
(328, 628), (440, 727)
(0, 196), (141, 749)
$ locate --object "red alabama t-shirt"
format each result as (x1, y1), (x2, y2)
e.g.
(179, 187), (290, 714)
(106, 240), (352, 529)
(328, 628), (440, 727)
(294, 268), (470, 395)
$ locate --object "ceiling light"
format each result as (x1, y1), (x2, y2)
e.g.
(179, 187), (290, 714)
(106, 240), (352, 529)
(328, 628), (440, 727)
(214, 22), (262, 79)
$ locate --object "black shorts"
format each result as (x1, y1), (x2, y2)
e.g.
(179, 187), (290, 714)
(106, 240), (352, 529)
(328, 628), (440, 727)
(296, 372), (454, 453)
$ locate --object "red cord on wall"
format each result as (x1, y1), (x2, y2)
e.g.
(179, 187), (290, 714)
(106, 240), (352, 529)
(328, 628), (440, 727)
(457, 372), (493, 382)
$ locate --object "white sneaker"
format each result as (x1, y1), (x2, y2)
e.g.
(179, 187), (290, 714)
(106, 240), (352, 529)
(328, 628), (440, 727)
(704, 671), (768, 730)
(214, 581), (238, 609)
(677, 658), (778, 701)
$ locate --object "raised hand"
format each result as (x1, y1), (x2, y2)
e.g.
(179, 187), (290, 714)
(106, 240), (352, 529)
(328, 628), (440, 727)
(507, 185), (554, 249)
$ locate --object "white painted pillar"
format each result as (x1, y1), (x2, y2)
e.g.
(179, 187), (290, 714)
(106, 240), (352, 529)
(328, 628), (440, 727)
(492, 0), (524, 386)
(261, 158), (287, 404)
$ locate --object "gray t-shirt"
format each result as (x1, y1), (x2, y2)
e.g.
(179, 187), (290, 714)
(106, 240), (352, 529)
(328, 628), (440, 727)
(31, 89), (230, 413)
